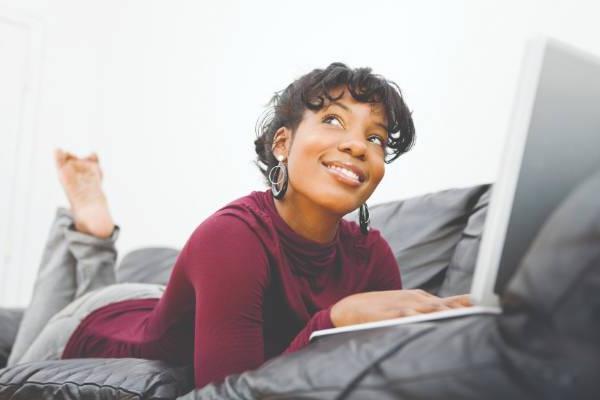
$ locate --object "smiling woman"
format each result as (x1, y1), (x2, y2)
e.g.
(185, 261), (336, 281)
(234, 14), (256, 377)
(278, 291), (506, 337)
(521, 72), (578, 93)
(8, 62), (471, 390)
(255, 63), (415, 242)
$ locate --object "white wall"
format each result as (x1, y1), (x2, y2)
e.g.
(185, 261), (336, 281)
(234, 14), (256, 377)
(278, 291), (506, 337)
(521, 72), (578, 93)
(1, 0), (599, 306)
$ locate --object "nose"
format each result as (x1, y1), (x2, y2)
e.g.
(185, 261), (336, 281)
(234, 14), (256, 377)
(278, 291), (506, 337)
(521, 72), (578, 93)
(338, 136), (367, 160)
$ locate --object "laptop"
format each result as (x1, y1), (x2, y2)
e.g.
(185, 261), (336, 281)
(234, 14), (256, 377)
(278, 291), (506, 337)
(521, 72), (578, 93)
(310, 37), (600, 342)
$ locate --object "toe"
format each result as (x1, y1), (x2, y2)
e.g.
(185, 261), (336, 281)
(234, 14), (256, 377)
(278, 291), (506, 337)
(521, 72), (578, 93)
(85, 152), (99, 163)
(64, 151), (78, 162)
(54, 148), (67, 168)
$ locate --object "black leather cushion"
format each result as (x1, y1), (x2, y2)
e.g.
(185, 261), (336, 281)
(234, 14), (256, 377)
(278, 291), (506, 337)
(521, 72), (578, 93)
(0, 358), (194, 400)
(185, 316), (560, 400)
(0, 309), (23, 369)
(349, 184), (490, 293)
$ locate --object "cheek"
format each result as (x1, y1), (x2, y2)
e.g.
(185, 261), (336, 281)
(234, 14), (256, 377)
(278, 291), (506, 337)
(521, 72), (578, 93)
(286, 137), (323, 185)
(371, 157), (386, 185)
(287, 132), (333, 171)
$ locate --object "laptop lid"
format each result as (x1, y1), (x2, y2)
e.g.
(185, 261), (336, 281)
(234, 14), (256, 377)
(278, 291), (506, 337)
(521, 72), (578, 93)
(471, 37), (600, 307)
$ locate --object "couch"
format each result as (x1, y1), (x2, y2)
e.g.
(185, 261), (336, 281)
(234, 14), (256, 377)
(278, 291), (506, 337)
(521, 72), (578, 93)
(0, 183), (530, 399)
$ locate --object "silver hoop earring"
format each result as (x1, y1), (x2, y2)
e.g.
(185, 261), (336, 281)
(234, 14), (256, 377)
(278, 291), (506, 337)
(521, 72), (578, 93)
(359, 203), (370, 234)
(268, 155), (288, 199)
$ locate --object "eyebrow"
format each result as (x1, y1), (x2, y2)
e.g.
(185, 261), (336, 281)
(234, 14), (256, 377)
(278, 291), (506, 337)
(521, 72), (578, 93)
(324, 101), (389, 133)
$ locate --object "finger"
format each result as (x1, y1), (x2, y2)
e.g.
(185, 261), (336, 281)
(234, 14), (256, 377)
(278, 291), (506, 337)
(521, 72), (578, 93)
(421, 303), (452, 313)
(443, 294), (473, 308)
(400, 309), (422, 317)
(415, 289), (438, 298)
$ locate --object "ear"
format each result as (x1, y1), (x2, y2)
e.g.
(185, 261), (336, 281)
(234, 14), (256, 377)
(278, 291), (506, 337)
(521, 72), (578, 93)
(271, 127), (292, 160)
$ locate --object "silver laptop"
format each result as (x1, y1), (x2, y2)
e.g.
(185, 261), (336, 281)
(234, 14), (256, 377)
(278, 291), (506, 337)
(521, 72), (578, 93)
(311, 37), (600, 341)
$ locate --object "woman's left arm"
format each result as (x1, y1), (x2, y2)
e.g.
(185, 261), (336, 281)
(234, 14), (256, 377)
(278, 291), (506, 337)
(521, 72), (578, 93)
(282, 235), (402, 353)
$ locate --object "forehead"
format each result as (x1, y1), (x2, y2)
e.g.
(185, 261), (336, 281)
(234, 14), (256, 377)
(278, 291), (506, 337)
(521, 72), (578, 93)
(321, 87), (386, 118)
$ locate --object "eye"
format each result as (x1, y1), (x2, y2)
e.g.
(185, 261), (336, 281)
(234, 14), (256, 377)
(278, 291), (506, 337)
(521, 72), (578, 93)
(367, 134), (386, 147)
(322, 114), (344, 127)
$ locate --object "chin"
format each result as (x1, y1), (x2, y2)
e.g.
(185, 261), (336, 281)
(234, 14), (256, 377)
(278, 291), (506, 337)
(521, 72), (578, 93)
(313, 187), (365, 216)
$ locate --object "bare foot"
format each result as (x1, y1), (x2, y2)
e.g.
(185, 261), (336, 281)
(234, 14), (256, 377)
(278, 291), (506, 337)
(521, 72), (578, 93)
(55, 149), (115, 238)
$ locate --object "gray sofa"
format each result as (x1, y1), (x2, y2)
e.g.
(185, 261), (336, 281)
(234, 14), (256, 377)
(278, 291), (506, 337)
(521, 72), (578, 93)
(0, 184), (511, 399)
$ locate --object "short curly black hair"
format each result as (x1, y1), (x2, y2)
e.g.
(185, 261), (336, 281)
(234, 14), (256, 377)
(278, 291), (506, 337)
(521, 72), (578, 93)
(254, 62), (415, 185)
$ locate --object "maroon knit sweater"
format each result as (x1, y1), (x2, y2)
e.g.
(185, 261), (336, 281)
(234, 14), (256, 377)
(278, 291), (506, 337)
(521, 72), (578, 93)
(62, 190), (402, 388)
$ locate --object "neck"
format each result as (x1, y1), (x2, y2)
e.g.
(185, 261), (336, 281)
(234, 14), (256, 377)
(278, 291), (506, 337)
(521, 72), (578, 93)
(273, 191), (340, 244)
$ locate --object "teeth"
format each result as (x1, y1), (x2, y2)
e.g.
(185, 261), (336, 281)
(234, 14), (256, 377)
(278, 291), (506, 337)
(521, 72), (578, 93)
(327, 165), (360, 181)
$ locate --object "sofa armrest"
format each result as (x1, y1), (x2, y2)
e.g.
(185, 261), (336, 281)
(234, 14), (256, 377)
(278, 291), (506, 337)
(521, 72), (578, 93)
(0, 308), (24, 368)
(0, 358), (194, 400)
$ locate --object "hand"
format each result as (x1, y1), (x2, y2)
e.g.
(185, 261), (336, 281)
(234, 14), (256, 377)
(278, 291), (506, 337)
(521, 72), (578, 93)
(330, 290), (472, 328)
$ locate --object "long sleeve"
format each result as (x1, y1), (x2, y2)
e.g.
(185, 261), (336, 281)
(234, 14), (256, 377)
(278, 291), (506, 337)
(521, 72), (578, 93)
(283, 306), (334, 354)
(163, 213), (270, 388)
(283, 234), (401, 354)
(283, 235), (401, 354)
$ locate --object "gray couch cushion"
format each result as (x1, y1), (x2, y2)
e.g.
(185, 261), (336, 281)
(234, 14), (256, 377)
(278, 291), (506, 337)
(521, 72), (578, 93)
(0, 358), (194, 400)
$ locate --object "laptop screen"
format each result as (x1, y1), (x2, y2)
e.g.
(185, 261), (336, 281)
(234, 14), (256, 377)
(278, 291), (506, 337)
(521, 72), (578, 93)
(472, 38), (600, 305)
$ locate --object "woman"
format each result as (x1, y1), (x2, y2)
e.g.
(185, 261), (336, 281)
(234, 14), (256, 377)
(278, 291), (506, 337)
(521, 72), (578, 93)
(7, 63), (470, 389)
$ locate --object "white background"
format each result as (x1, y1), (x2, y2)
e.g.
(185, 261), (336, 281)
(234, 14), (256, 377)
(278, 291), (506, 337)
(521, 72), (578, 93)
(1, 0), (599, 306)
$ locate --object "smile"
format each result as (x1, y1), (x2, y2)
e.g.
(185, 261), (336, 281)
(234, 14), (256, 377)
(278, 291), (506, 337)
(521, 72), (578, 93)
(322, 161), (366, 187)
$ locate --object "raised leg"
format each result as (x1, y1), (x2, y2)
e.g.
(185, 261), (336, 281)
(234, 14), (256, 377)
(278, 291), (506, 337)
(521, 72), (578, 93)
(6, 208), (77, 367)
(7, 150), (119, 366)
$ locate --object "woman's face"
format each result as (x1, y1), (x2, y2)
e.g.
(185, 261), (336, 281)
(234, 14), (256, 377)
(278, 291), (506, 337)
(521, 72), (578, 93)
(275, 87), (388, 216)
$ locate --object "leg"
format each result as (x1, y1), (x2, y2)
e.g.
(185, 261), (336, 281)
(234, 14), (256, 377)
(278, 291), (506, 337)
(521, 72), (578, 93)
(6, 208), (77, 366)
(9, 224), (121, 367)
(56, 149), (119, 299)
(67, 224), (119, 299)
(16, 282), (164, 365)
(7, 150), (119, 366)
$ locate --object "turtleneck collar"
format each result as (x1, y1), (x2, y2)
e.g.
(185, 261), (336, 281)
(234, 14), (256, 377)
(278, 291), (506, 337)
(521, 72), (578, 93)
(261, 190), (340, 277)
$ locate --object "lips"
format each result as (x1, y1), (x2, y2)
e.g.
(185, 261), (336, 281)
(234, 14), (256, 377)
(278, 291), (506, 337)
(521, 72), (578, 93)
(322, 161), (366, 184)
